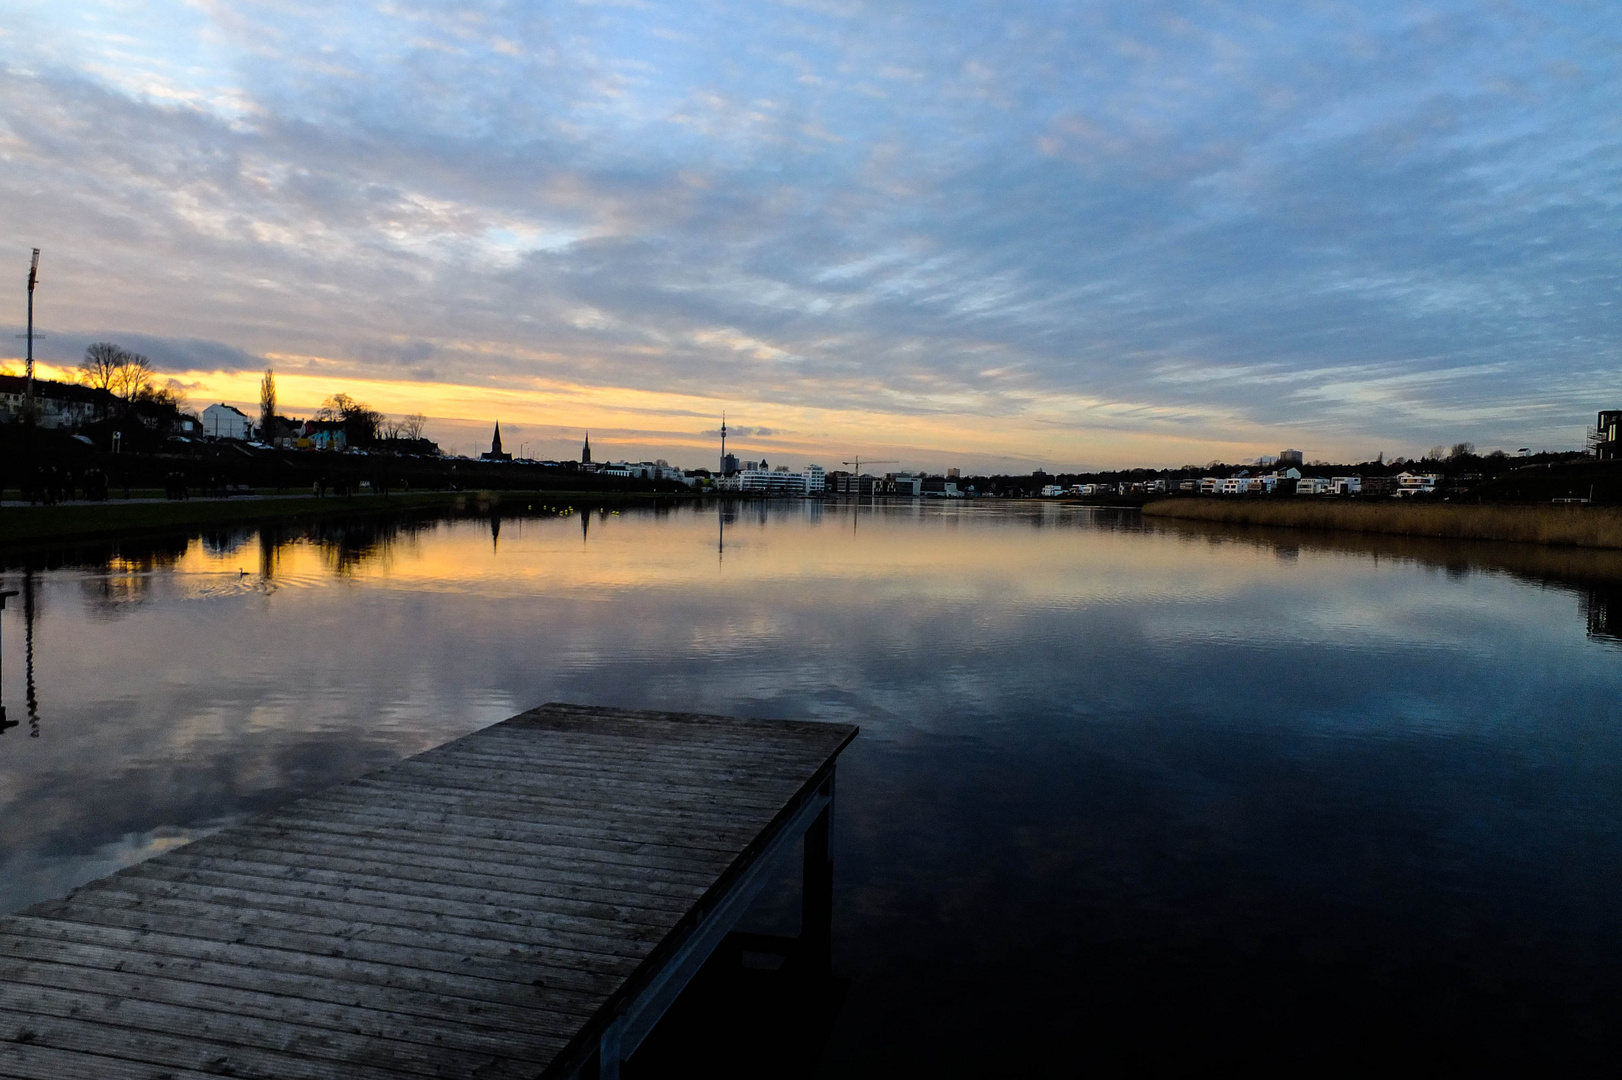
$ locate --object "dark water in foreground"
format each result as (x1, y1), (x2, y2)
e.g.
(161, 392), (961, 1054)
(2, 500), (1621, 1072)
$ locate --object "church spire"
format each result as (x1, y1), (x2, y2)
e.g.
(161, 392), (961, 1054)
(491, 421), (503, 456)
(581, 431), (592, 464)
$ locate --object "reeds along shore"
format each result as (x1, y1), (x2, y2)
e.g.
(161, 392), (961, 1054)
(1140, 498), (1622, 550)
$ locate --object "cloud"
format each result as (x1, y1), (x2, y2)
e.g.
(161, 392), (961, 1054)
(0, 1), (1616, 467)
(702, 425), (779, 438)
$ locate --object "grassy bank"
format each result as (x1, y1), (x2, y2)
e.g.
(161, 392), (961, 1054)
(0, 489), (686, 547)
(1141, 498), (1622, 549)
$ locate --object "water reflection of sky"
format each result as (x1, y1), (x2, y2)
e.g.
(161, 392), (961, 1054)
(2, 501), (1620, 1069)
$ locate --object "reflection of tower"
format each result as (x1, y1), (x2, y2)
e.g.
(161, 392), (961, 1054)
(718, 501), (725, 564)
(581, 433), (592, 465)
(23, 571), (38, 737)
(581, 509), (590, 544)
(0, 588), (17, 734)
(491, 513), (501, 553)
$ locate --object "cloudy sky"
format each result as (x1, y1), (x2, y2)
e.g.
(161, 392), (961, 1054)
(0, 1), (1617, 470)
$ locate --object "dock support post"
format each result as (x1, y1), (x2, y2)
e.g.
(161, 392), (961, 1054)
(801, 771), (834, 977)
(598, 1017), (624, 1080)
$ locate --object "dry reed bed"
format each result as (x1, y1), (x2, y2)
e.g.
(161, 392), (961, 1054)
(1140, 499), (1622, 549)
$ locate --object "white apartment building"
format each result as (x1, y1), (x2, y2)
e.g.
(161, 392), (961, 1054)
(1395, 472), (1439, 496)
(202, 403), (254, 441)
(724, 464), (825, 495)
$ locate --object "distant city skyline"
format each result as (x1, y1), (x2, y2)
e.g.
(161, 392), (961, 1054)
(2, 2), (1616, 471)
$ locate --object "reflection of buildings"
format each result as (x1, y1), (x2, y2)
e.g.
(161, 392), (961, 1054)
(1583, 583), (1622, 641)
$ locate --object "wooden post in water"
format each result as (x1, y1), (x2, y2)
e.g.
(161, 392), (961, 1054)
(801, 773), (835, 978)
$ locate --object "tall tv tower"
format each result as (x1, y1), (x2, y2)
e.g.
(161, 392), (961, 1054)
(719, 413), (727, 474)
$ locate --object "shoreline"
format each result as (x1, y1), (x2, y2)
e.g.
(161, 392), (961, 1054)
(1141, 497), (1622, 549)
(0, 489), (700, 549)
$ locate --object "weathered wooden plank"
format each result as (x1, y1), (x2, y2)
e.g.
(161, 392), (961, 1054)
(0, 924), (601, 1022)
(0, 1004), (501, 1080)
(10, 911), (624, 1003)
(326, 778), (778, 835)
(0, 935), (583, 1041)
(147, 845), (703, 915)
(105, 861), (686, 937)
(223, 820), (723, 883)
(43, 880), (664, 960)
(0, 956), (570, 1066)
(243, 805), (740, 872)
(23, 895), (645, 986)
(332, 775), (778, 830)
(277, 794), (761, 855)
(180, 830), (717, 900)
(0, 1040), (224, 1080)
(467, 722), (844, 764)
(380, 756), (800, 809)
(41, 882), (665, 960)
(0, 985), (545, 1080)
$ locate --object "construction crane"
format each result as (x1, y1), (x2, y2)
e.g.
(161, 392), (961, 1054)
(838, 457), (898, 502)
(840, 457), (898, 474)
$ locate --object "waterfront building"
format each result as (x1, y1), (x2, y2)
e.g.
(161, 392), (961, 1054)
(203, 403), (254, 441)
(1330, 476), (1363, 495)
(1593, 411), (1622, 459)
(1395, 472), (1440, 496)
(723, 464), (825, 495)
(830, 472), (879, 496)
(1296, 477), (1333, 495)
(922, 477), (961, 497)
(891, 473), (923, 496)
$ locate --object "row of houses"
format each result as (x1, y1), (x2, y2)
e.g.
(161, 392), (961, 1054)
(1046, 470), (1446, 498)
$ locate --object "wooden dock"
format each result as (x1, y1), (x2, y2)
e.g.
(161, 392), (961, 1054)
(0, 703), (858, 1079)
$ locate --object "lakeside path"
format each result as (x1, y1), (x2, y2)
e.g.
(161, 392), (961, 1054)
(1141, 498), (1622, 549)
(0, 491), (687, 548)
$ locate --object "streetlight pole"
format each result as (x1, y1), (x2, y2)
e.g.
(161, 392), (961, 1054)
(24, 249), (39, 423)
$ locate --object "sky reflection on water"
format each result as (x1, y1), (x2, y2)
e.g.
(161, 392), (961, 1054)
(2, 501), (1620, 1070)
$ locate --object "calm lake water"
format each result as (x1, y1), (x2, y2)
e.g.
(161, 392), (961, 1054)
(2, 499), (1620, 1071)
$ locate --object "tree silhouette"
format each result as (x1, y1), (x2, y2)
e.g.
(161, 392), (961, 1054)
(259, 369), (276, 437)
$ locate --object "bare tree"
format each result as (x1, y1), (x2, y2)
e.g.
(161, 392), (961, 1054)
(1450, 441), (1476, 459)
(79, 342), (126, 392)
(318, 393), (382, 445)
(259, 369), (276, 437)
(80, 343), (154, 409)
(112, 353), (153, 403)
(399, 412), (427, 441)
